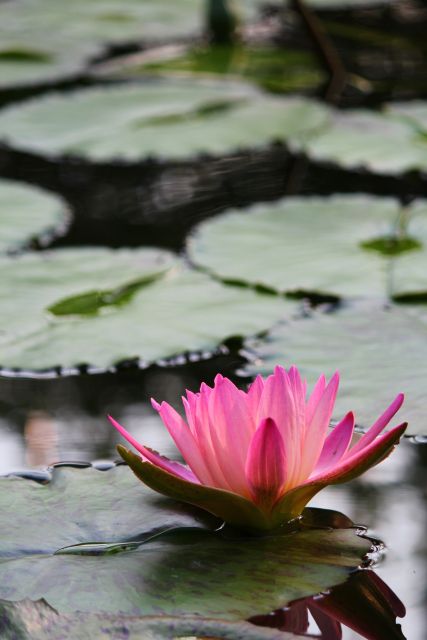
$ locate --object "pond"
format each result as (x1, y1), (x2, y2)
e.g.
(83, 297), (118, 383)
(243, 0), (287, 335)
(0, 1), (426, 639)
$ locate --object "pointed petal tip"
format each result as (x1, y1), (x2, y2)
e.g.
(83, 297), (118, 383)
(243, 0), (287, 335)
(150, 398), (161, 411)
(108, 414), (123, 431)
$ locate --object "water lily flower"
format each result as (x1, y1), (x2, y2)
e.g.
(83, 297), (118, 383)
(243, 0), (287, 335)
(110, 366), (406, 530)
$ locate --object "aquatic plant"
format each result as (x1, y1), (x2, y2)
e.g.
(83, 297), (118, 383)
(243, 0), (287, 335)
(110, 365), (406, 530)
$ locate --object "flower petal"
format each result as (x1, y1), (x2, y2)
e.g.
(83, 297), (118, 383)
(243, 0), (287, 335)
(308, 422), (407, 485)
(348, 393), (404, 456)
(118, 445), (273, 530)
(108, 416), (198, 483)
(306, 374), (326, 425)
(298, 372), (340, 482)
(245, 418), (286, 507)
(257, 366), (299, 486)
(313, 412), (354, 475)
(246, 374), (264, 415)
(207, 376), (253, 494)
(151, 400), (214, 485)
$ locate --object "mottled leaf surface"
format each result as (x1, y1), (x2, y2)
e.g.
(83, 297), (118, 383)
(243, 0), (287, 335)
(300, 107), (427, 175)
(0, 599), (300, 640)
(0, 0), (260, 89)
(188, 195), (427, 299)
(0, 466), (371, 618)
(0, 80), (328, 162)
(0, 250), (290, 371)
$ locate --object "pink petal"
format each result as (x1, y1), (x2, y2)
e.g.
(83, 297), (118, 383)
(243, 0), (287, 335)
(348, 393), (404, 456)
(314, 412), (354, 475)
(246, 374), (264, 415)
(298, 372), (340, 481)
(108, 415), (198, 483)
(245, 417), (286, 506)
(306, 374), (326, 425)
(151, 400), (214, 485)
(257, 366), (299, 486)
(190, 383), (234, 490)
(207, 377), (253, 494)
(308, 422), (407, 484)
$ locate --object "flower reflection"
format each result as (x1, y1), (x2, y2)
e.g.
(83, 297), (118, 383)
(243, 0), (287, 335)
(24, 411), (58, 468)
(251, 569), (406, 640)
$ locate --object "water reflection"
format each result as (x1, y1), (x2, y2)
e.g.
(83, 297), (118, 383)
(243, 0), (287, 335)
(0, 354), (244, 472)
(251, 570), (406, 640)
(24, 411), (58, 468)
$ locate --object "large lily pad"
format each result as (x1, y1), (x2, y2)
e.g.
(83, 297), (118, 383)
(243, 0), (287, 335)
(0, 0), (260, 90)
(0, 465), (371, 618)
(0, 599), (301, 640)
(188, 195), (427, 299)
(0, 179), (69, 254)
(0, 248), (290, 372)
(0, 79), (328, 163)
(300, 106), (427, 176)
(244, 302), (427, 436)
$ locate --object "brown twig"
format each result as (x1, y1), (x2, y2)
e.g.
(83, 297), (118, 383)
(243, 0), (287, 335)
(285, 0), (347, 194)
(290, 0), (347, 105)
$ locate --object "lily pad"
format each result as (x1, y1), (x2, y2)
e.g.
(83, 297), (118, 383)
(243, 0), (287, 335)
(188, 195), (427, 299)
(244, 302), (427, 436)
(0, 79), (328, 163)
(0, 466), (371, 618)
(0, 248), (290, 372)
(0, 179), (69, 254)
(300, 107), (427, 176)
(0, 0), (261, 90)
(0, 599), (301, 640)
(387, 100), (427, 134)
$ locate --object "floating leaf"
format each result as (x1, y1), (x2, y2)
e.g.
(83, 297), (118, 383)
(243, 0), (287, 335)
(244, 302), (427, 436)
(0, 598), (301, 640)
(0, 466), (371, 618)
(299, 107), (427, 175)
(0, 0), (261, 90)
(0, 249), (290, 372)
(188, 195), (427, 299)
(0, 179), (69, 254)
(0, 79), (328, 162)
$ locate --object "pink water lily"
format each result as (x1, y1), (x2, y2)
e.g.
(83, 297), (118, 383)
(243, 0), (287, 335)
(110, 366), (407, 530)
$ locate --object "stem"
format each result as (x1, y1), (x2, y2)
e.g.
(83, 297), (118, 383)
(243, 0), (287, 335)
(285, 0), (347, 194)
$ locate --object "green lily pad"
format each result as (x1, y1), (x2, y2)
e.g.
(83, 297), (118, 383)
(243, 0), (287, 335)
(0, 179), (69, 254)
(300, 106), (427, 175)
(0, 465), (371, 618)
(0, 248), (290, 372)
(188, 195), (427, 299)
(0, 599), (301, 640)
(0, 0), (261, 90)
(0, 79), (328, 162)
(244, 302), (427, 436)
